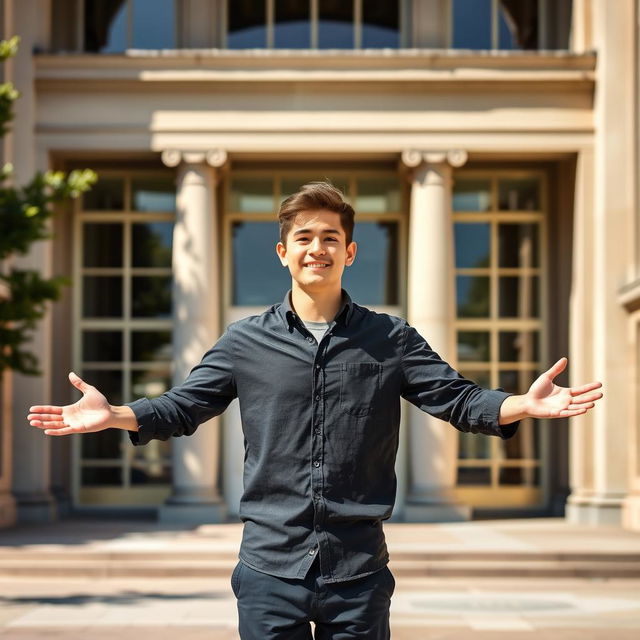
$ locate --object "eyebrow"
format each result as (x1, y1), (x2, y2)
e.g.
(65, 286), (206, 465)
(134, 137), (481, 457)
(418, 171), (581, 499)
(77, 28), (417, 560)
(293, 228), (342, 237)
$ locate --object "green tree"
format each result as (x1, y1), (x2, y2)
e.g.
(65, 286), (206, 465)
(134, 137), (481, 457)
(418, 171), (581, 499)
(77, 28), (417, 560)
(0, 36), (96, 374)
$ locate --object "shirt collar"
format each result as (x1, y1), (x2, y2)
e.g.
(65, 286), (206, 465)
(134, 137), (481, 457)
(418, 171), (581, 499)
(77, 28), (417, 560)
(279, 289), (354, 330)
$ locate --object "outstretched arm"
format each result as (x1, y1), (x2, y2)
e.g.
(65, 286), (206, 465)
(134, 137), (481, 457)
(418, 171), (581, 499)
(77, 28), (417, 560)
(499, 357), (603, 425)
(27, 372), (138, 436)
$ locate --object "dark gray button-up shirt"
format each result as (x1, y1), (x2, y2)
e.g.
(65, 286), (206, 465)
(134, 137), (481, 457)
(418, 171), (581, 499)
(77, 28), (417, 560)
(127, 290), (518, 583)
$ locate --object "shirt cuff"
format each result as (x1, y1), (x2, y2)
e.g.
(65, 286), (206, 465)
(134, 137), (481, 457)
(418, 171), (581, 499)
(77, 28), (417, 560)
(125, 397), (157, 446)
(484, 389), (520, 440)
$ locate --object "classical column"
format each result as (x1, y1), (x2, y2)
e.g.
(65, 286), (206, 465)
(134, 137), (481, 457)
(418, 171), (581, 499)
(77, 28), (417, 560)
(158, 149), (228, 524)
(401, 149), (471, 522)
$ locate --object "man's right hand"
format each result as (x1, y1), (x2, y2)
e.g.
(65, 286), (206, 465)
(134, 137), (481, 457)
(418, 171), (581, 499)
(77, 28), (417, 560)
(27, 372), (138, 436)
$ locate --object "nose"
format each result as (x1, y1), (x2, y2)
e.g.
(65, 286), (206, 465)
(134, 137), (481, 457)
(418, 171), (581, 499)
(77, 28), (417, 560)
(309, 237), (325, 255)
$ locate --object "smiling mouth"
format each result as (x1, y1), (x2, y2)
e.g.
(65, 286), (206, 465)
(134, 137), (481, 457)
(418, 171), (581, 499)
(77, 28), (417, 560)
(304, 263), (330, 268)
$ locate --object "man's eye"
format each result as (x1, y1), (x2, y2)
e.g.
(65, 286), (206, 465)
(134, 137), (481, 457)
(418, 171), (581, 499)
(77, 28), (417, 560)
(326, 237), (337, 242)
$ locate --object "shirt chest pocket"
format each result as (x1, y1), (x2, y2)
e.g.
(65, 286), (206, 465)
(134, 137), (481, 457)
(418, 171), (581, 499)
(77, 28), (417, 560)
(339, 362), (382, 417)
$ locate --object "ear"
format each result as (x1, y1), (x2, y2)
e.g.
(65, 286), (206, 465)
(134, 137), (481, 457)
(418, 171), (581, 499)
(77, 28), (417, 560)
(276, 241), (288, 267)
(345, 241), (357, 266)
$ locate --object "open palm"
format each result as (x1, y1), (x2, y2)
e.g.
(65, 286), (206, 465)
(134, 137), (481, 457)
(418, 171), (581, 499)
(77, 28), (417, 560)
(525, 357), (603, 419)
(27, 372), (113, 436)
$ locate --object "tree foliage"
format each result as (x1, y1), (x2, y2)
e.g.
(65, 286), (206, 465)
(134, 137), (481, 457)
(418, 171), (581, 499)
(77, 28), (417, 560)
(0, 36), (97, 374)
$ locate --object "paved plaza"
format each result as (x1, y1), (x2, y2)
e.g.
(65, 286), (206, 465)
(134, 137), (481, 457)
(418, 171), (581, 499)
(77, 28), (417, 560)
(0, 518), (639, 639)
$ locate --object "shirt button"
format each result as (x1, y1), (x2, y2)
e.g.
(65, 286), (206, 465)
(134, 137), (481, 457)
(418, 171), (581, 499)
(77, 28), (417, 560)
(315, 524), (321, 531)
(307, 337), (314, 343)
(315, 364), (320, 370)
(314, 429), (321, 435)
(314, 461), (320, 468)
(314, 395), (320, 401)
(309, 548), (316, 555)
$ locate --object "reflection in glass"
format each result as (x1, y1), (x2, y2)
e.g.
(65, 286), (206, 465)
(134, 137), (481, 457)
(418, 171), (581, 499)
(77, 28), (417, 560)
(232, 222), (290, 305)
(356, 177), (400, 213)
(457, 466), (491, 485)
(132, 222), (173, 268)
(82, 177), (124, 211)
(498, 178), (540, 210)
(83, 331), (123, 362)
(319, 0), (353, 49)
(275, 0), (310, 48)
(83, 223), (123, 267)
(458, 433), (491, 460)
(499, 276), (539, 318)
(499, 466), (540, 485)
(131, 367), (172, 399)
(133, 0), (175, 49)
(498, 2), (538, 50)
(498, 223), (539, 268)
(342, 222), (398, 305)
(81, 467), (122, 485)
(132, 178), (176, 212)
(499, 331), (539, 362)
(228, 0), (267, 48)
(132, 276), (172, 317)
(452, 0), (491, 49)
(457, 332), (490, 362)
(83, 276), (123, 318)
(82, 430), (122, 460)
(131, 331), (172, 362)
(84, 0), (127, 53)
(456, 276), (490, 317)
(452, 179), (491, 212)
(498, 418), (540, 460)
(454, 223), (490, 268)
(230, 178), (274, 212)
(362, 0), (399, 48)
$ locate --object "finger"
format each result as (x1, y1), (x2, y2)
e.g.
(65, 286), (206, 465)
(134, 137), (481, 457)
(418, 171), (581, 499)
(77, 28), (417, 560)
(546, 357), (568, 379)
(69, 371), (92, 394)
(30, 418), (71, 428)
(569, 391), (603, 405)
(28, 405), (63, 414)
(27, 413), (65, 422)
(570, 381), (603, 396)
(44, 425), (85, 436)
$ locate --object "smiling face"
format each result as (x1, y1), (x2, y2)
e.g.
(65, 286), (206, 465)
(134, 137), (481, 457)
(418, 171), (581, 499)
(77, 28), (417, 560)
(276, 209), (357, 294)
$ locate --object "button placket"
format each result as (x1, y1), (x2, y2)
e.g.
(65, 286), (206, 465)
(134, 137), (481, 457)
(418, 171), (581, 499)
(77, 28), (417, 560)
(311, 349), (325, 552)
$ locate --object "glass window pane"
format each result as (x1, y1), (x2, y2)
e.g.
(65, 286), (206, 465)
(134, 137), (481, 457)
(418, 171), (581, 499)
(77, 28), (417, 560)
(280, 177), (350, 204)
(131, 366), (172, 399)
(133, 438), (171, 464)
(83, 223), (123, 268)
(498, 418), (541, 460)
(83, 331), (122, 362)
(452, 179), (491, 212)
(82, 177), (124, 211)
(274, 0), (310, 48)
(132, 276), (172, 318)
(230, 177), (274, 213)
(498, 178), (540, 210)
(133, 0), (175, 49)
(456, 276), (490, 317)
(457, 331), (490, 362)
(132, 177), (176, 212)
(498, 276), (539, 318)
(132, 331), (173, 362)
(81, 467), (122, 485)
(130, 464), (171, 485)
(498, 466), (540, 486)
(81, 368), (123, 406)
(498, 4), (538, 50)
(455, 222), (490, 269)
(362, 0), (399, 48)
(499, 331), (539, 362)
(83, 276), (123, 318)
(318, 0), (353, 49)
(228, 0), (267, 48)
(132, 222), (173, 268)
(458, 433), (491, 460)
(452, 0), (492, 49)
(498, 369), (538, 395)
(355, 177), (400, 213)
(82, 430), (122, 460)
(498, 223), (539, 268)
(457, 466), (491, 485)
(84, 0), (127, 53)
(232, 222), (291, 305)
(342, 222), (398, 305)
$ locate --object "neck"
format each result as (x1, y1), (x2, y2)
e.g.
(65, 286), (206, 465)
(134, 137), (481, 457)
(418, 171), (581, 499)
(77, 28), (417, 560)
(290, 283), (343, 323)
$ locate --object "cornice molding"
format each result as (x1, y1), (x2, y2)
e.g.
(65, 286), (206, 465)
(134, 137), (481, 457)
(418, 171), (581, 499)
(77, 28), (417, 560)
(400, 149), (468, 169)
(161, 148), (228, 169)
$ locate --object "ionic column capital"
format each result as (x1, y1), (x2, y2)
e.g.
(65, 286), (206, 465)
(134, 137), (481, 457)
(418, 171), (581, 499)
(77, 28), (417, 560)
(161, 148), (229, 169)
(400, 149), (468, 170)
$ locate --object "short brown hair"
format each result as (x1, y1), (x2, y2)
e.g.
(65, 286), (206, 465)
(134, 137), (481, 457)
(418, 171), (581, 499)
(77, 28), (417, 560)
(277, 181), (355, 245)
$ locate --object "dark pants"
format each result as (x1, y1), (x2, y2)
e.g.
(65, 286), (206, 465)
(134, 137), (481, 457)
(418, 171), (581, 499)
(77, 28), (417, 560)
(231, 558), (395, 639)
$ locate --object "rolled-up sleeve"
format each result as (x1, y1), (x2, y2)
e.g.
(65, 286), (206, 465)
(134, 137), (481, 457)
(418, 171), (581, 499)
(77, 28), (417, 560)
(400, 324), (519, 439)
(127, 326), (237, 446)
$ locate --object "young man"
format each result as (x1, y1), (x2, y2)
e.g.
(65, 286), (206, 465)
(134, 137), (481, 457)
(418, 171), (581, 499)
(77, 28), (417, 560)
(28, 182), (603, 639)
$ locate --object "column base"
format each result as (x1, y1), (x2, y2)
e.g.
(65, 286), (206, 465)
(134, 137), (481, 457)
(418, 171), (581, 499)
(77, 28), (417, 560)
(404, 495), (471, 523)
(0, 492), (16, 529)
(14, 492), (57, 524)
(565, 493), (624, 526)
(622, 494), (640, 532)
